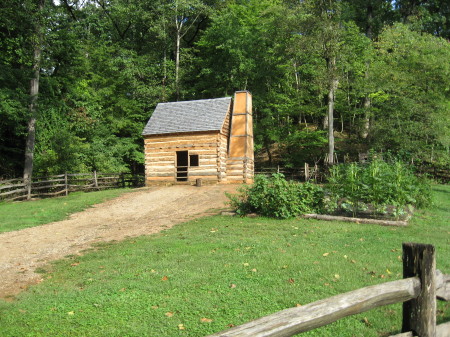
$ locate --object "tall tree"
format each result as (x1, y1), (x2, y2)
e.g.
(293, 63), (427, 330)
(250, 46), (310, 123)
(171, 0), (209, 100)
(394, 0), (450, 38)
(194, 0), (299, 163)
(0, 0), (32, 177)
(2, 0), (449, 179)
(293, 0), (344, 165)
(23, 0), (45, 191)
(371, 23), (450, 165)
(342, 0), (394, 139)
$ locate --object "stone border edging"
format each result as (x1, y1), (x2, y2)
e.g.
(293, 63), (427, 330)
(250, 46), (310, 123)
(301, 214), (408, 227)
(221, 211), (409, 226)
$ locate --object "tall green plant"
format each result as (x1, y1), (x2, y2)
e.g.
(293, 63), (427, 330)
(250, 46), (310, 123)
(326, 158), (432, 217)
(227, 173), (324, 219)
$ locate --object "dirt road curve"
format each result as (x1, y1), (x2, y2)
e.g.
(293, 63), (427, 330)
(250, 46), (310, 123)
(0, 184), (237, 299)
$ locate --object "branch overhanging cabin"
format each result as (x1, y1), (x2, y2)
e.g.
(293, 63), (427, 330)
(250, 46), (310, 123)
(142, 91), (254, 185)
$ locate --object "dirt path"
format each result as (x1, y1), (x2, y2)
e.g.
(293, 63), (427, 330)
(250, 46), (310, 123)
(0, 184), (237, 300)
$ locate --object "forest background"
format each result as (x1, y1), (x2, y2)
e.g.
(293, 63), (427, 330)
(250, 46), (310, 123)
(1, 0), (449, 179)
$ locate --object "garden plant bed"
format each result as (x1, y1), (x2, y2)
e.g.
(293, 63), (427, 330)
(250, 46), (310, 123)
(228, 160), (431, 223)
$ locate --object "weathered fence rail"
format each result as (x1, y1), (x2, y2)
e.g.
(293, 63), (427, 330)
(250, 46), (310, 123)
(208, 243), (450, 337)
(255, 162), (447, 183)
(255, 163), (321, 182)
(0, 172), (144, 201)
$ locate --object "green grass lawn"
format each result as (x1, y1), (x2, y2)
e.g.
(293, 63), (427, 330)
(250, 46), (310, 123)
(0, 189), (132, 233)
(0, 185), (448, 336)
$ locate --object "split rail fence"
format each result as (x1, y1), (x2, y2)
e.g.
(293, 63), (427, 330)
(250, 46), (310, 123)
(0, 172), (144, 201)
(208, 243), (450, 337)
(256, 164), (449, 183)
(255, 163), (321, 182)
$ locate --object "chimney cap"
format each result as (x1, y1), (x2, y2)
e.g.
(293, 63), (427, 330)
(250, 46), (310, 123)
(235, 90), (252, 95)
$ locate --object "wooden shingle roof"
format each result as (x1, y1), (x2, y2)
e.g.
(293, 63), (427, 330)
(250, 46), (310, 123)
(142, 97), (232, 136)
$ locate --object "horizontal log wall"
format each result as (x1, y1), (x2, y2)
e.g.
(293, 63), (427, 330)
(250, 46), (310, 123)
(218, 133), (228, 181)
(221, 106), (231, 138)
(218, 107), (232, 182)
(226, 158), (254, 183)
(144, 132), (222, 185)
(142, 106), (252, 185)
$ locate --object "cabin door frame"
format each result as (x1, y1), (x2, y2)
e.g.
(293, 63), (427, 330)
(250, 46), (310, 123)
(176, 150), (189, 181)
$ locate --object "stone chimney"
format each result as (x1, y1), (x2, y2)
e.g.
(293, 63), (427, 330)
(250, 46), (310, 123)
(226, 91), (254, 183)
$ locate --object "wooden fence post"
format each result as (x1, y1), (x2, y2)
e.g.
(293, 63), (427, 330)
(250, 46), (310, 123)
(93, 170), (98, 189)
(305, 163), (310, 181)
(402, 243), (436, 337)
(121, 173), (125, 188)
(64, 172), (68, 196)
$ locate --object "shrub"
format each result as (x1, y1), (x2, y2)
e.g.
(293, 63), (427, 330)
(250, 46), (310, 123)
(226, 173), (324, 219)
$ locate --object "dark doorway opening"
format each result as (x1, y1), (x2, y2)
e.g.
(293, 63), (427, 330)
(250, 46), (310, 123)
(176, 151), (188, 181)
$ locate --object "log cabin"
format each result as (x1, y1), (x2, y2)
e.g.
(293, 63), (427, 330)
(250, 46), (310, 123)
(142, 91), (254, 185)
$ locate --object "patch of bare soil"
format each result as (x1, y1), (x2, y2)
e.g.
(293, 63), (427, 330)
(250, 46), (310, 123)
(0, 184), (237, 300)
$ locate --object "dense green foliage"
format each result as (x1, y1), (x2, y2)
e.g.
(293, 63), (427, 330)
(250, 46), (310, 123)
(0, 186), (449, 336)
(227, 173), (324, 218)
(326, 158), (432, 217)
(1, 0), (449, 178)
(228, 159), (432, 219)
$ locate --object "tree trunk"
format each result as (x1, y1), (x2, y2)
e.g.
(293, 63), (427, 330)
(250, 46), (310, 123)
(174, 0), (182, 102)
(326, 57), (338, 165)
(175, 30), (181, 101)
(23, 0), (45, 196)
(162, 49), (167, 101)
(265, 143), (273, 166)
(172, 0), (203, 101)
(161, 15), (168, 102)
(361, 3), (373, 139)
(361, 92), (371, 139)
(327, 84), (335, 164)
(323, 114), (329, 130)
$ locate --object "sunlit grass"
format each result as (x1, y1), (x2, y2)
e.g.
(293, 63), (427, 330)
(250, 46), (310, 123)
(0, 185), (448, 336)
(0, 189), (132, 233)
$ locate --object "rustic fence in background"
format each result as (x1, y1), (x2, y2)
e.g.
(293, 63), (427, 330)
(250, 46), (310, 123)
(255, 163), (322, 182)
(255, 163), (449, 183)
(0, 172), (145, 201)
(208, 243), (450, 337)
